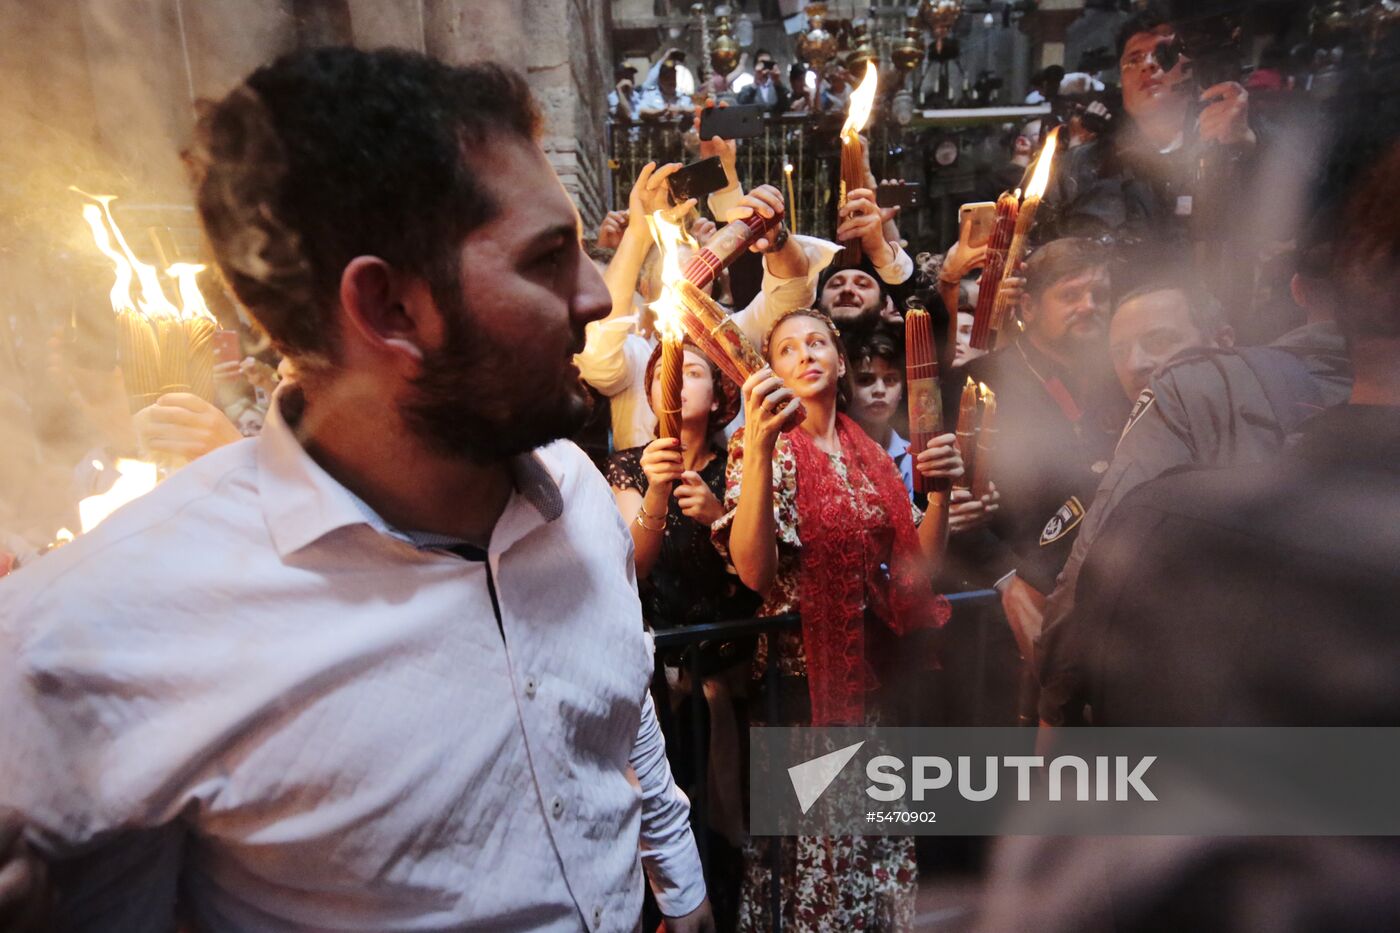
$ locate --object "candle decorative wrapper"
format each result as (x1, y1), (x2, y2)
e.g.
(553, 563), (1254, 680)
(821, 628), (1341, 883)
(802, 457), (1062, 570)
(969, 190), (1020, 350)
(682, 208), (782, 288)
(970, 384), (997, 500)
(904, 304), (945, 496)
(675, 280), (806, 432)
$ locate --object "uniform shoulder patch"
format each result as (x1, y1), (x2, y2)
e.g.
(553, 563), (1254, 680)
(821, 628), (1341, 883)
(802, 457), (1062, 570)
(1040, 496), (1086, 547)
(1118, 387), (1156, 445)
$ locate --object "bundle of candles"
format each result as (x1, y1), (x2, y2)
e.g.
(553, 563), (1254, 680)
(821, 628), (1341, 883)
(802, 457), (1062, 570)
(651, 209), (806, 435)
(77, 192), (221, 413)
(904, 301), (950, 555)
(968, 126), (1062, 351)
(952, 376), (998, 500)
(835, 62), (879, 270)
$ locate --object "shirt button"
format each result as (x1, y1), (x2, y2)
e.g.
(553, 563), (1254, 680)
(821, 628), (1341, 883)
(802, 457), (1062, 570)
(550, 796), (564, 819)
(1092, 460), (1110, 474)
(592, 905), (603, 926)
(523, 676), (538, 699)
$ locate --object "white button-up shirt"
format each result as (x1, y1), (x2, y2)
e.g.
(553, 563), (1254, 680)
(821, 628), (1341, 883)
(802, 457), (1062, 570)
(0, 398), (704, 931)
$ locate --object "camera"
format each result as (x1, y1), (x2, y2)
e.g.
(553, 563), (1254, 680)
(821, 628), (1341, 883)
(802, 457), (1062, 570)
(1156, 3), (1244, 88)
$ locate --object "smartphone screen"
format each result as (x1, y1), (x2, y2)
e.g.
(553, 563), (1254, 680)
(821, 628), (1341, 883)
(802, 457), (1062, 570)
(667, 156), (730, 204)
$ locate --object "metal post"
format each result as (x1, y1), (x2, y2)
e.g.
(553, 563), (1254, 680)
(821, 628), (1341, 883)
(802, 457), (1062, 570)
(690, 647), (709, 875)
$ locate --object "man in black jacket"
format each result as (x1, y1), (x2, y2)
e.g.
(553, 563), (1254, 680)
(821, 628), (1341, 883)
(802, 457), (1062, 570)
(1043, 3), (1258, 251)
(962, 238), (1129, 660)
(735, 49), (790, 115)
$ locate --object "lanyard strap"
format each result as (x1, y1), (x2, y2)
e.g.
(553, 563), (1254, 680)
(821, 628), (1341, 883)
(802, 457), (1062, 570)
(1018, 342), (1085, 425)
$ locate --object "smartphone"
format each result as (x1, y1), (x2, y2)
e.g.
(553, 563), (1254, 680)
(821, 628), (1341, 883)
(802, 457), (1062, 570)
(958, 202), (997, 250)
(213, 330), (242, 366)
(698, 104), (766, 140)
(667, 156), (730, 205)
(877, 181), (922, 210)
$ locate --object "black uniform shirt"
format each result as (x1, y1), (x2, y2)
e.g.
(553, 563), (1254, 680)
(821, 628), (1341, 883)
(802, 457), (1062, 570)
(962, 336), (1130, 594)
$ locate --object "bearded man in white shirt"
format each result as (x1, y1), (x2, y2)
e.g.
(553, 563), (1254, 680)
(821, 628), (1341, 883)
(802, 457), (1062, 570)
(0, 48), (712, 933)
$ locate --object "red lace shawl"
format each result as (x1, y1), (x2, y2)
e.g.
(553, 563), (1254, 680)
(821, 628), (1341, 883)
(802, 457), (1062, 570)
(788, 414), (951, 726)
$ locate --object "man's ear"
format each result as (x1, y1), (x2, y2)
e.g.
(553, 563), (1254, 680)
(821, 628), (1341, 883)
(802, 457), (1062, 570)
(339, 256), (437, 368)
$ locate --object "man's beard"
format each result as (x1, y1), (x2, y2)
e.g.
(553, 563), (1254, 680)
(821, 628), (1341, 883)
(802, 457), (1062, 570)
(399, 288), (592, 463)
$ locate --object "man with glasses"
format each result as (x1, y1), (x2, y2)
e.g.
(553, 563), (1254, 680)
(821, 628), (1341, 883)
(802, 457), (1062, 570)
(1044, 2), (1257, 249)
(736, 49), (791, 115)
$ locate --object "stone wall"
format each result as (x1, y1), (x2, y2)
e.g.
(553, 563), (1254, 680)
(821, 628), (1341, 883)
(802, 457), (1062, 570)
(0, 0), (610, 228)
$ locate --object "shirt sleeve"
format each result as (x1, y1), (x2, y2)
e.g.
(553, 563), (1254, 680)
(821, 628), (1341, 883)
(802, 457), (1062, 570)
(712, 430), (801, 563)
(873, 243), (914, 286)
(708, 183), (744, 223)
(631, 691), (707, 918)
(574, 315), (640, 396)
(731, 235), (842, 349)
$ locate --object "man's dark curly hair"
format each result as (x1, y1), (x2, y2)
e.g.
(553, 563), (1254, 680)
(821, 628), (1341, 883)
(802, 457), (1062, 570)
(186, 47), (541, 368)
(1115, 2), (1172, 62)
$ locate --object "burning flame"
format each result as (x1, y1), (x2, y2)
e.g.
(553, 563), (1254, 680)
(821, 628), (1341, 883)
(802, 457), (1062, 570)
(75, 190), (215, 323)
(1024, 125), (1062, 200)
(645, 210), (696, 343)
(54, 528), (74, 545)
(73, 189), (180, 321)
(77, 458), (159, 533)
(841, 62), (879, 140)
(167, 263), (217, 322)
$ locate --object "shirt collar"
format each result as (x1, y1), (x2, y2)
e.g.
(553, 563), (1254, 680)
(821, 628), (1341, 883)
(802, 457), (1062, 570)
(886, 429), (910, 460)
(258, 391), (565, 558)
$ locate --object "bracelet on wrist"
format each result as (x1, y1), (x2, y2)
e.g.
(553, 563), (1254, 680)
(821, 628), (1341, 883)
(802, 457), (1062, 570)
(636, 501), (668, 531)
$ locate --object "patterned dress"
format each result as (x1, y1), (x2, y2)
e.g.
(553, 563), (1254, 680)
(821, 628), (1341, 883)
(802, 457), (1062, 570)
(606, 445), (759, 649)
(713, 428), (922, 933)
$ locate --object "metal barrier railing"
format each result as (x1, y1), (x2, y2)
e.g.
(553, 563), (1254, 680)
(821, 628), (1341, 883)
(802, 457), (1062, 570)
(650, 588), (1005, 931)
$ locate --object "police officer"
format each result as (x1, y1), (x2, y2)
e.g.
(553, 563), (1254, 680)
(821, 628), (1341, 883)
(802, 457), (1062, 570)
(1037, 241), (1353, 727)
(960, 238), (1130, 668)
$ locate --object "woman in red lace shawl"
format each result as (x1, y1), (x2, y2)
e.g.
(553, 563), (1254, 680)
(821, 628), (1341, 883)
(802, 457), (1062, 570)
(713, 308), (962, 931)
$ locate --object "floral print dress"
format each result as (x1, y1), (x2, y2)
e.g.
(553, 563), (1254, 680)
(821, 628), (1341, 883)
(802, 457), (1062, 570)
(713, 427), (921, 933)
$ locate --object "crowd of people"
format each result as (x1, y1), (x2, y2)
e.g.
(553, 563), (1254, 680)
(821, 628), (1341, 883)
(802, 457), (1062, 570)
(1, 2), (1398, 931)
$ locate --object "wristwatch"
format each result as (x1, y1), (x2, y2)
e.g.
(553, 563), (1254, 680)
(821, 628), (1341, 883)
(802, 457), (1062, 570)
(760, 224), (790, 254)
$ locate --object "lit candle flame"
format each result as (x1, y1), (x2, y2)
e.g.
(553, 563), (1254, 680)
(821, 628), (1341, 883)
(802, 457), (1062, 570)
(841, 62), (879, 140)
(54, 528), (74, 545)
(167, 263), (217, 322)
(1024, 126), (1062, 200)
(73, 188), (181, 321)
(645, 210), (696, 342)
(77, 458), (159, 533)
